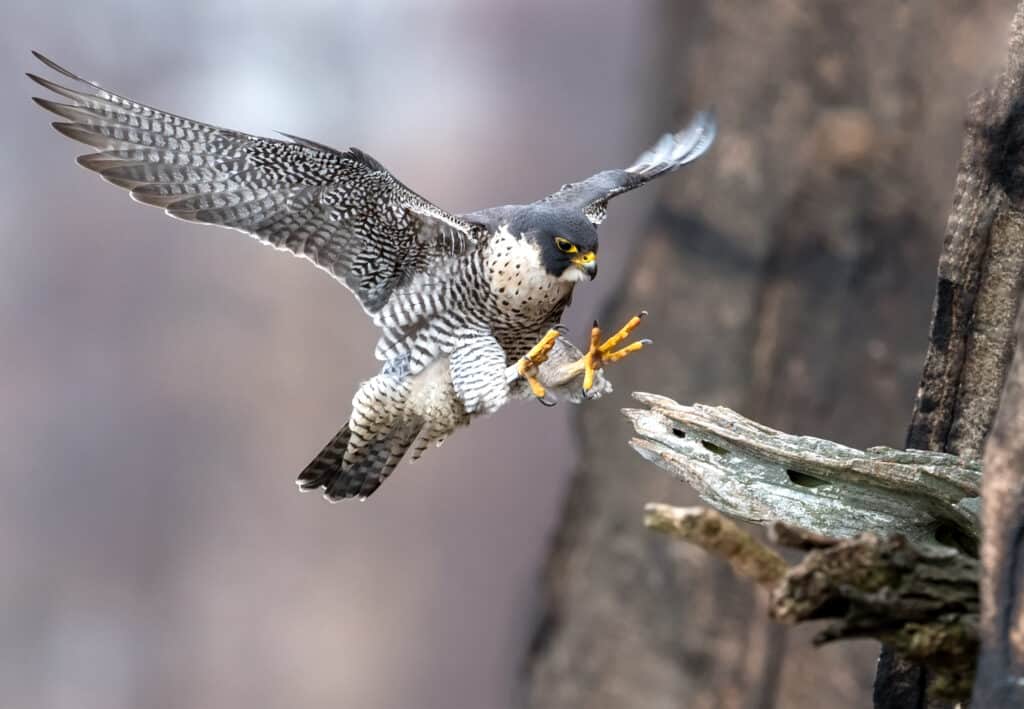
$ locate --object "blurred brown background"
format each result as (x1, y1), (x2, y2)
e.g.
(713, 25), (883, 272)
(0, 2), (1014, 708)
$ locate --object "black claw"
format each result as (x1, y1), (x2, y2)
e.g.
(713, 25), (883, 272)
(537, 394), (558, 407)
(639, 338), (653, 346)
(593, 319), (600, 329)
(638, 310), (648, 318)
(553, 324), (569, 334)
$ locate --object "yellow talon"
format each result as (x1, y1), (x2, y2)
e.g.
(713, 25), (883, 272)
(578, 311), (651, 391)
(603, 339), (647, 364)
(599, 312), (645, 352)
(518, 356), (548, 398)
(518, 315), (650, 399)
(518, 328), (562, 399)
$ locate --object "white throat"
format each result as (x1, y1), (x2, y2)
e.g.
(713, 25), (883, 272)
(559, 266), (589, 282)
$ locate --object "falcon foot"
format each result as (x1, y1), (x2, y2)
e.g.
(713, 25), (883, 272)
(571, 311), (651, 392)
(517, 328), (563, 402)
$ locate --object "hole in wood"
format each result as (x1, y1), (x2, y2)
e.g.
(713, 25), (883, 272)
(785, 469), (830, 488)
(701, 440), (728, 455)
(672, 427), (686, 438)
(933, 521), (978, 556)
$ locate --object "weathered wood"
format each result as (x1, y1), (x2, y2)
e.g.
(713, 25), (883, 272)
(643, 505), (788, 588)
(973, 300), (1024, 707)
(627, 393), (989, 702)
(772, 530), (979, 702)
(625, 395), (981, 548)
(646, 504), (980, 702)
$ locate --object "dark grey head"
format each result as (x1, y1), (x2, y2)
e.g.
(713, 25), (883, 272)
(508, 205), (599, 281)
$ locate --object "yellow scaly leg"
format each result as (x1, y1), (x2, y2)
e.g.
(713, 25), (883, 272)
(517, 328), (562, 399)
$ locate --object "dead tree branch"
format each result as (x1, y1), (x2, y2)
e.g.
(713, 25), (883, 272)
(626, 396), (980, 549)
(643, 505), (787, 588)
(628, 396), (982, 702)
(645, 510), (980, 700)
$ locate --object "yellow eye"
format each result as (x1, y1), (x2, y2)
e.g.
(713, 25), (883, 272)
(555, 237), (578, 254)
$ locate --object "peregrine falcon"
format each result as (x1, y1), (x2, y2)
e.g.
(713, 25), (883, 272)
(28, 52), (715, 500)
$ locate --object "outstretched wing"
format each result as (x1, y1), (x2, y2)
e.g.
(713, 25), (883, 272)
(542, 111), (716, 225)
(28, 52), (482, 313)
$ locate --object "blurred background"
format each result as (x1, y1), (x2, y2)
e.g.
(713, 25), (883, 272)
(0, 2), (1015, 708)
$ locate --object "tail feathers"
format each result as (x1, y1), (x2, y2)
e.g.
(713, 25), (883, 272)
(296, 424), (351, 492)
(408, 421), (448, 462)
(296, 423), (417, 501)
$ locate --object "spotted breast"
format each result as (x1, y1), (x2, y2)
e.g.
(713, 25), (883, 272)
(483, 225), (573, 359)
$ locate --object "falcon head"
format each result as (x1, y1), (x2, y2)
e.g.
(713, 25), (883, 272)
(512, 206), (599, 282)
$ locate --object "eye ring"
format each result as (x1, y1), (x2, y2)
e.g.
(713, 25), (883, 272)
(554, 237), (578, 254)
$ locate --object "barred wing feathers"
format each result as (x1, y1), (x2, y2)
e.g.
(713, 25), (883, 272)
(543, 110), (716, 225)
(28, 52), (481, 313)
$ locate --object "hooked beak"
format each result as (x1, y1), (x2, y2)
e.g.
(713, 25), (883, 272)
(572, 251), (598, 280)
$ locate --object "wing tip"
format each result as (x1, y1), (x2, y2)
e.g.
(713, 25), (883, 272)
(30, 49), (54, 67)
(27, 62), (105, 109)
(31, 50), (71, 77)
(31, 95), (77, 121)
(627, 109), (717, 176)
(50, 120), (102, 148)
(30, 50), (101, 88)
(689, 108), (717, 140)
(26, 71), (62, 94)
(676, 109), (717, 162)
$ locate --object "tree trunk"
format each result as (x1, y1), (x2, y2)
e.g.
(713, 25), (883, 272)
(974, 304), (1024, 706)
(525, 2), (1014, 707)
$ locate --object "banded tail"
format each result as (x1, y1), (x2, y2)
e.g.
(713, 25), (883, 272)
(297, 423), (416, 501)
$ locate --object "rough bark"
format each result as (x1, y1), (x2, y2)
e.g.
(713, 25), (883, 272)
(643, 506), (788, 588)
(526, 3), (1013, 708)
(772, 530), (979, 702)
(973, 303), (1024, 707)
(907, 1), (1024, 461)
(647, 509), (980, 701)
